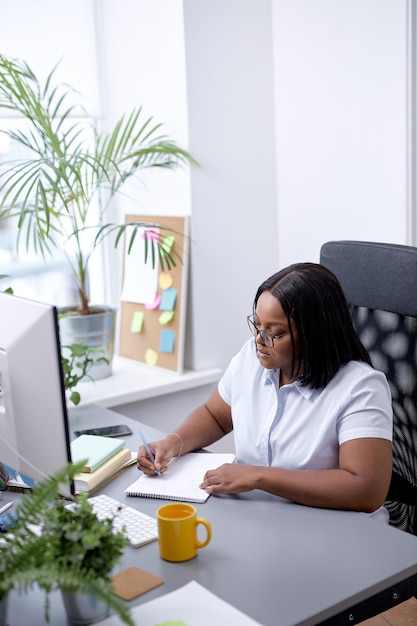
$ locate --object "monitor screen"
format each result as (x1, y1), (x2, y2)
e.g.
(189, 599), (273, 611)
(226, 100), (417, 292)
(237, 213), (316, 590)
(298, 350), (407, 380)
(0, 292), (73, 497)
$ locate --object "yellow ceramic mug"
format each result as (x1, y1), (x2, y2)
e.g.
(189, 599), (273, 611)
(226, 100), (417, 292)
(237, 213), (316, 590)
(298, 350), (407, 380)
(157, 502), (212, 562)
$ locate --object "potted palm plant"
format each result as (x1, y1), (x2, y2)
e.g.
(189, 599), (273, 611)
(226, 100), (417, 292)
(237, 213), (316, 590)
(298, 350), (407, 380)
(0, 53), (196, 378)
(0, 461), (134, 625)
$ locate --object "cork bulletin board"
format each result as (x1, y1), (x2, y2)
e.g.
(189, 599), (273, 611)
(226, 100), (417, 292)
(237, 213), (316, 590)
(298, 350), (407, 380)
(118, 214), (189, 373)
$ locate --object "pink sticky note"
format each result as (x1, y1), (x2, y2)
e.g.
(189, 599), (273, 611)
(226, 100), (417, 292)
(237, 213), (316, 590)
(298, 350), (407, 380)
(142, 228), (159, 241)
(145, 294), (162, 310)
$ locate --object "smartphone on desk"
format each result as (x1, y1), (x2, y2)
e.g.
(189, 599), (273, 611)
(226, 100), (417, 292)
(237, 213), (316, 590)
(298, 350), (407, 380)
(74, 424), (133, 438)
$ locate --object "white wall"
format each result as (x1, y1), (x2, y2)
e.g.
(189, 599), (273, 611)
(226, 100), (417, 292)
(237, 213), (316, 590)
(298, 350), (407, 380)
(182, 0), (279, 370)
(0, 0), (101, 115)
(272, 0), (409, 266)
(97, 0), (191, 219)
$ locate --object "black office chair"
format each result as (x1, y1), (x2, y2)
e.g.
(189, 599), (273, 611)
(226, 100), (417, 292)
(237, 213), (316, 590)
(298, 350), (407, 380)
(320, 240), (417, 536)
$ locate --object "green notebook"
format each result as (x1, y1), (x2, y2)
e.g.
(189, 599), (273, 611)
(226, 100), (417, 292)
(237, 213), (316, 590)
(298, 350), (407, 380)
(70, 435), (125, 473)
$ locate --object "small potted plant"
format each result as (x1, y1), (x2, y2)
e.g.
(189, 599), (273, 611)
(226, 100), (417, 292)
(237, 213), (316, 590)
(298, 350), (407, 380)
(0, 53), (195, 377)
(61, 343), (109, 406)
(0, 462), (134, 625)
(40, 491), (131, 625)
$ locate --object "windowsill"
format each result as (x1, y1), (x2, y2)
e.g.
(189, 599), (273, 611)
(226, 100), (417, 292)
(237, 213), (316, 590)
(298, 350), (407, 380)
(75, 355), (222, 408)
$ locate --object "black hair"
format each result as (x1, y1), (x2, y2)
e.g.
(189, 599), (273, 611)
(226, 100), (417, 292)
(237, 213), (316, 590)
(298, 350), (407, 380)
(252, 263), (372, 389)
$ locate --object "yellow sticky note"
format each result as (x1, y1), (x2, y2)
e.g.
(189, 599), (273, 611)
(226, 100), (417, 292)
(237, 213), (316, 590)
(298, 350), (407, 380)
(131, 311), (144, 333)
(159, 310), (175, 324)
(159, 272), (173, 290)
(145, 348), (158, 366)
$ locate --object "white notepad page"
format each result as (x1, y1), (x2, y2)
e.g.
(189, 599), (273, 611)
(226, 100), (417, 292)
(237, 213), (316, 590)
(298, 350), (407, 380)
(124, 452), (235, 503)
(98, 580), (263, 625)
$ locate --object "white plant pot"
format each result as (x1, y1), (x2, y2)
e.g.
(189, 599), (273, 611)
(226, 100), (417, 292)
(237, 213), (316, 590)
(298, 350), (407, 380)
(58, 306), (117, 380)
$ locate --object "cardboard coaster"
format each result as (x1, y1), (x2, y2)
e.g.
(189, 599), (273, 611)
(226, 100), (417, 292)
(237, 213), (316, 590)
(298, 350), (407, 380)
(112, 566), (164, 601)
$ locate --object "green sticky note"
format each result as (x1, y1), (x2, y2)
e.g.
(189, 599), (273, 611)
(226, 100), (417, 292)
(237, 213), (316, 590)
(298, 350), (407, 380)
(131, 311), (144, 333)
(155, 622), (188, 626)
(159, 329), (175, 353)
(159, 310), (175, 324)
(162, 234), (175, 253)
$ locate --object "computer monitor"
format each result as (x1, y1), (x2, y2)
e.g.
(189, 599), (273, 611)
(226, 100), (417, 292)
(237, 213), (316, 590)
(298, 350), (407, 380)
(0, 292), (73, 497)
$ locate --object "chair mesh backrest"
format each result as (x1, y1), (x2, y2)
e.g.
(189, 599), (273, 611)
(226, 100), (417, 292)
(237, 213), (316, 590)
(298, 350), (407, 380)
(320, 241), (417, 533)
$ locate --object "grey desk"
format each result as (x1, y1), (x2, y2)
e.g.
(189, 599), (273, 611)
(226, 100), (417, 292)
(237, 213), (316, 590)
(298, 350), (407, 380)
(6, 405), (417, 626)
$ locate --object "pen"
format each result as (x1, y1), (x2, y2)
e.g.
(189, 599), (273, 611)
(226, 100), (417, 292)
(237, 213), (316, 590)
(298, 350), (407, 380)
(137, 427), (161, 476)
(0, 501), (13, 516)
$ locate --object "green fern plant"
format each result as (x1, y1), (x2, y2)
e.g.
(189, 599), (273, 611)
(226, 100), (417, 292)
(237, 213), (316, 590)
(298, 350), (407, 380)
(0, 462), (133, 625)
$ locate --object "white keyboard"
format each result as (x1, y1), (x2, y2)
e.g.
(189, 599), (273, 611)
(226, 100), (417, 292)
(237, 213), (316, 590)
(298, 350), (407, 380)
(68, 494), (158, 549)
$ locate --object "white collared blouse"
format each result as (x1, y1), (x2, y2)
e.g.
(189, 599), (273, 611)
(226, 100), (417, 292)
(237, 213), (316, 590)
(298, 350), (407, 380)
(218, 339), (393, 471)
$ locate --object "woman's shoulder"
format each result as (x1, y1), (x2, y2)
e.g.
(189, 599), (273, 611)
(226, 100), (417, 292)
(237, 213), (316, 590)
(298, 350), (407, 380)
(335, 360), (389, 389)
(342, 360), (381, 375)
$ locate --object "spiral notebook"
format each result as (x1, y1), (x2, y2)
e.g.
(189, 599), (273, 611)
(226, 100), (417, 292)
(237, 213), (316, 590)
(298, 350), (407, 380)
(124, 452), (235, 503)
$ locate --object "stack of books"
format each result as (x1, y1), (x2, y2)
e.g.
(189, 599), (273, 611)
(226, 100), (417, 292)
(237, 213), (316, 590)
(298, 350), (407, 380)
(4, 466), (36, 493)
(70, 434), (136, 494)
(4, 435), (136, 495)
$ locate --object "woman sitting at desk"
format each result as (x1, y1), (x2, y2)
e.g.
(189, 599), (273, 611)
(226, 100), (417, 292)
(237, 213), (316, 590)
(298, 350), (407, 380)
(137, 263), (393, 520)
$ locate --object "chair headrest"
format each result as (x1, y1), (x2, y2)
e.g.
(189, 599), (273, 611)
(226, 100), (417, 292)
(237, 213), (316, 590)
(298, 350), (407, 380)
(320, 240), (417, 317)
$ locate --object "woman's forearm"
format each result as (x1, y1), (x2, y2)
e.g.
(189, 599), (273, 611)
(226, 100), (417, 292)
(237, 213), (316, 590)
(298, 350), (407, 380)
(172, 403), (231, 454)
(200, 438), (392, 512)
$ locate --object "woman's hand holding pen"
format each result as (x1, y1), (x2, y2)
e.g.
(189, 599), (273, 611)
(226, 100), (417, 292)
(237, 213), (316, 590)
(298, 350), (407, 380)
(137, 435), (180, 476)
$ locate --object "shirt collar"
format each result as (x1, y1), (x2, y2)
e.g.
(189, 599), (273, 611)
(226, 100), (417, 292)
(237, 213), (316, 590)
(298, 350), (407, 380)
(263, 368), (314, 399)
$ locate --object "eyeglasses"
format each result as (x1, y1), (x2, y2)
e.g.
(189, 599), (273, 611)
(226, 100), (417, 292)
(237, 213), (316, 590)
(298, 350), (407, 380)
(247, 315), (285, 348)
